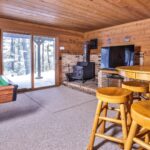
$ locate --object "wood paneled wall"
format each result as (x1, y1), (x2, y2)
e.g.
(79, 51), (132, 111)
(84, 18), (150, 65)
(0, 18), (84, 85)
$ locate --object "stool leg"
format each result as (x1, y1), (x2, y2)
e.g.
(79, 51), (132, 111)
(116, 111), (120, 120)
(125, 120), (138, 150)
(127, 94), (133, 127)
(88, 100), (102, 150)
(138, 132), (149, 150)
(120, 104), (128, 141)
(145, 132), (150, 144)
(99, 102), (108, 134)
(138, 93), (142, 101)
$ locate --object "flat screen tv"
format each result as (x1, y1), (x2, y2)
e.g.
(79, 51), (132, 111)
(101, 45), (134, 69)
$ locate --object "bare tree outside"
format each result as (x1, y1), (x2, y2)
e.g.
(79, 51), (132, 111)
(33, 36), (55, 88)
(3, 33), (55, 89)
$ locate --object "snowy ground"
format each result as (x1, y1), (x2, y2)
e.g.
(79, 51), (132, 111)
(5, 70), (55, 89)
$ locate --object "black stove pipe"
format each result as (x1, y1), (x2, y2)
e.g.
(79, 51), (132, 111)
(83, 41), (91, 62)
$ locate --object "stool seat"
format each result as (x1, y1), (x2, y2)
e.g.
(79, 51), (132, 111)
(96, 87), (132, 103)
(131, 100), (150, 130)
(122, 81), (149, 93)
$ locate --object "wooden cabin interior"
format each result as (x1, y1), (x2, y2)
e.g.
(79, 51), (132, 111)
(0, 1), (150, 150)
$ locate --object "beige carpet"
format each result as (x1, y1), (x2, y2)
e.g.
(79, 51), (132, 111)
(0, 86), (132, 150)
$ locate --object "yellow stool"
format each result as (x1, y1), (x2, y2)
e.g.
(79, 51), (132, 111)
(87, 87), (132, 150)
(125, 100), (150, 150)
(122, 81), (149, 100)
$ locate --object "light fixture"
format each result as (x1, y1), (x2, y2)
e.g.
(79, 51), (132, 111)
(60, 46), (65, 50)
(124, 36), (131, 42)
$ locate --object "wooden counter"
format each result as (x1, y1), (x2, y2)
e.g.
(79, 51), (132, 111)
(116, 66), (150, 81)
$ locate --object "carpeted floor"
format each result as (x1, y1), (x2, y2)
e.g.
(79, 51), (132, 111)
(0, 86), (127, 150)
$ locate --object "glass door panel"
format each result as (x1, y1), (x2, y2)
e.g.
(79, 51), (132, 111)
(3, 32), (32, 89)
(33, 36), (55, 88)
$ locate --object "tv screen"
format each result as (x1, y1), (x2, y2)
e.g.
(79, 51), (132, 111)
(101, 45), (134, 69)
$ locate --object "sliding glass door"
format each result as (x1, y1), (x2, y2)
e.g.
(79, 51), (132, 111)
(2, 33), (56, 90)
(33, 36), (55, 88)
(3, 32), (32, 89)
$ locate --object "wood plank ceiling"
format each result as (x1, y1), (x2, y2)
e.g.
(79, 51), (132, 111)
(0, 0), (150, 32)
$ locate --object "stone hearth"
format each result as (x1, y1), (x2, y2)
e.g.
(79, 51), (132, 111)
(63, 76), (122, 95)
(63, 79), (97, 95)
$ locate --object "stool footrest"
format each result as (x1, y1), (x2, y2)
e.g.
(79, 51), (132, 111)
(99, 116), (122, 124)
(136, 128), (149, 138)
(133, 137), (150, 150)
(95, 133), (124, 144)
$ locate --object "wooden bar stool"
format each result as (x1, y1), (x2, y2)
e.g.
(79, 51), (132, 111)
(87, 87), (132, 150)
(125, 100), (150, 150)
(122, 81), (149, 100)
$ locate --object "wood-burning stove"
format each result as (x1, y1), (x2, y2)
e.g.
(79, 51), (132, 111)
(66, 41), (96, 83)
